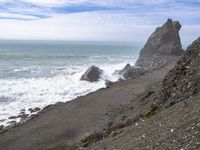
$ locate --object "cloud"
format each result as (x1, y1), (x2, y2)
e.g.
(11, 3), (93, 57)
(1, 0), (200, 22)
(0, 0), (199, 44)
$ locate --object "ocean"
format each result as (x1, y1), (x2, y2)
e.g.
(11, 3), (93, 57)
(0, 40), (140, 126)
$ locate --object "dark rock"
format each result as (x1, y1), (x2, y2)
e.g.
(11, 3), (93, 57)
(161, 37), (200, 105)
(30, 113), (39, 119)
(0, 125), (3, 131)
(114, 64), (147, 79)
(135, 19), (184, 70)
(17, 112), (29, 119)
(81, 66), (103, 82)
(34, 107), (41, 112)
(29, 107), (41, 113)
(8, 116), (17, 119)
(28, 108), (34, 113)
(105, 80), (114, 88)
(20, 109), (25, 112)
(114, 64), (132, 75)
(124, 67), (146, 79)
(119, 64), (132, 73)
(117, 78), (124, 82)
(7, 121), (17, 127)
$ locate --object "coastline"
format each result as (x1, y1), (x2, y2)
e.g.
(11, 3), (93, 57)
(0, 56), (178, 150)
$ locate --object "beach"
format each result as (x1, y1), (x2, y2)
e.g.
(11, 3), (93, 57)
(0, 40), (138, 126)
(0, 56), (178, 150)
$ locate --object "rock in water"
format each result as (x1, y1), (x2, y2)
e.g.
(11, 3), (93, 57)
(105, 80), (114, 88)
(135, 18), (184, 69)
(114, 64), (146, 79)
(161, 37), (200, 105)
(114, 64), (132, 76)
(81, 66), (103, 82)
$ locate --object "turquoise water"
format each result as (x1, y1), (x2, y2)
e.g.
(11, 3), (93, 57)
(0, 40), (140, 126)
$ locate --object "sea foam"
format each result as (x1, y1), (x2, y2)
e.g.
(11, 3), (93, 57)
(0, 59), (136, 126)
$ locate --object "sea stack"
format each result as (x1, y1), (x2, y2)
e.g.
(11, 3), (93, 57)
(161, 37), (200, 105)
(81, 66), (103, 82)
(135, 18), (185, 70)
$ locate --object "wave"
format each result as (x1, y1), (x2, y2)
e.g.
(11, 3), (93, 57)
(0, 60), (136, 126)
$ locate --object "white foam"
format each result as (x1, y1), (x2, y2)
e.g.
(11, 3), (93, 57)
(0, 56), (137, 126)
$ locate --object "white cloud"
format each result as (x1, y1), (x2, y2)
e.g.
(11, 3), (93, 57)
(0, 12), (153, 42)
(23, 0), (84, 6)
(0, 0), (199, 44)
(0, 11), (199, 46)
(0, 12), (38, 20)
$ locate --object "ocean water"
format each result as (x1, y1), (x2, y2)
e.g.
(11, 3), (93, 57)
(0, 40), (140, 126)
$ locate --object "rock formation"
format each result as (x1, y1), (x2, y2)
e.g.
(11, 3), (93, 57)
(135, 18), (185, 69)
(81, 66), (103, 82)
(161, 37), (200, 105)
(114, 64), (146, 79)
(105, 80), (114, 88)
(114, 19), (184, 79)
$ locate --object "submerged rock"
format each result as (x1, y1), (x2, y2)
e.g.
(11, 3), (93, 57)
(28, 107), (41, 113)
(161, 37), (200, 105)
(81, 66), (103, 82)
(135, 18), (184, 70)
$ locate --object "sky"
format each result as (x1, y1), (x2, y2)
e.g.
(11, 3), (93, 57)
(0, 0), (200, 46)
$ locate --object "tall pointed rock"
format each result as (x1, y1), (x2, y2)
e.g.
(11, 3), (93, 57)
(135, 19), (184, 69)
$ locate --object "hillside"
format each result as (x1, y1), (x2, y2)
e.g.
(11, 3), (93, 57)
(84, 37), (200, 150)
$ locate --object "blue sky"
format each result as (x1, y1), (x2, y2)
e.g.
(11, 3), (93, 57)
(0, 0), (200, 45)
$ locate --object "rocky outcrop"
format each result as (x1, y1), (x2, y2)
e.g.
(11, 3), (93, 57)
(135, 19), (184, 69)
(81, 66), (103, 82)
(161, 37), (200, 105)
(114, 64), (146, 79)
(105, 80), (114, 88)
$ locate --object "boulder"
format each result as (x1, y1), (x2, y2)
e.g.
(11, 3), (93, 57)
(81, 66), (103, 82)
(28, 107), (41, 113)
(135, 18), (184, 70)
(8, 116), (17, 119)
(161, 37), (200, 105)
(7, 121), (17, 127)
(105, 80), (114, 88)
(114, 64), (146, 79)
(118, 64), (132, 74)
(0, 125), (3, 131)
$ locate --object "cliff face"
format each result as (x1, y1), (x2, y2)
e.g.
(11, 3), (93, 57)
(161, 37), (200, 105)
(135, 19), (184, 69)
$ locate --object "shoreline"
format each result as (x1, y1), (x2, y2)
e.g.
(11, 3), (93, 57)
(0, 59), (136, 127)
(0, 55), (177, 131)
(0, 56), (178, 150)
(0, 19), (188, 150)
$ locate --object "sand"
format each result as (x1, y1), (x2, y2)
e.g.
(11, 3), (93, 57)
(0, 57), (178, 150)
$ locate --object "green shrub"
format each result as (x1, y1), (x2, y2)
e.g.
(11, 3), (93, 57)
(143, 106), (157, 118)
(81, 132), (104, 147)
